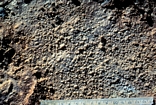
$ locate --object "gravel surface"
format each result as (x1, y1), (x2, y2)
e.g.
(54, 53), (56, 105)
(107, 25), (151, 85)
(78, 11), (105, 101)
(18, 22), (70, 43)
(0, 0), (156, 105)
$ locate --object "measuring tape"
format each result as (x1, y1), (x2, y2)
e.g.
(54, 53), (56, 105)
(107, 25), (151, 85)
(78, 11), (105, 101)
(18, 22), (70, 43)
(40, 97), (153, 105)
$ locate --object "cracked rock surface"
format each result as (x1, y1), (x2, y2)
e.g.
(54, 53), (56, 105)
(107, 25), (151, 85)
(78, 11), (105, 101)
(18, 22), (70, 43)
(0, 0), (156, 104)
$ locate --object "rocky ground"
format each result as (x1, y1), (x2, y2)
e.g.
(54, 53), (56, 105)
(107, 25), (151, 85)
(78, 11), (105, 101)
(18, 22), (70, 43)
(0, 0), (156, 105)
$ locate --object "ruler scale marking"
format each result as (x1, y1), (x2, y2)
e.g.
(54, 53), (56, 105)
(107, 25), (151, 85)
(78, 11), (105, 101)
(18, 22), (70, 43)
(40, 97), (153, 105)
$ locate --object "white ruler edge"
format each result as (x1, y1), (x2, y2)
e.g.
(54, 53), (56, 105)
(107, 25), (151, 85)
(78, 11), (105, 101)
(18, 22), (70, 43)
(40, 97), (153, 105)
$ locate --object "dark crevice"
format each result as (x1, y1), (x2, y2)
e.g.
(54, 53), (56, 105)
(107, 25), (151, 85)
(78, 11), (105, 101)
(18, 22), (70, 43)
(115, 0), (134, 9)
(7, 83), (13, 94)
(30, 82), (52, 105)
(71, 0), (81, 6)
(101, 47), (106, 52)
(0, 50), (4, 62)
(93, 0), (104, 3)
(55, 16), (64, 25)
(3, 38), (11, 45)
(133, 43), (139, 47)
(49, 88), (55, 94)
(23, 0), (32, 4)
(78, 48), (84, 54)
(0, 37), (16, 69)
(146, 15), (154, 26)
(134, 3), (154, 26)
(5, 48), (15, 63)
(100, 37), (107, 46)
(152, 100), (155, 105)
(33, 71), (41, 79)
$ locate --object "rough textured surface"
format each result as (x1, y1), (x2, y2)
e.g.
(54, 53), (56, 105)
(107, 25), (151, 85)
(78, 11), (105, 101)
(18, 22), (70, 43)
(0, 0), (156, 105)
